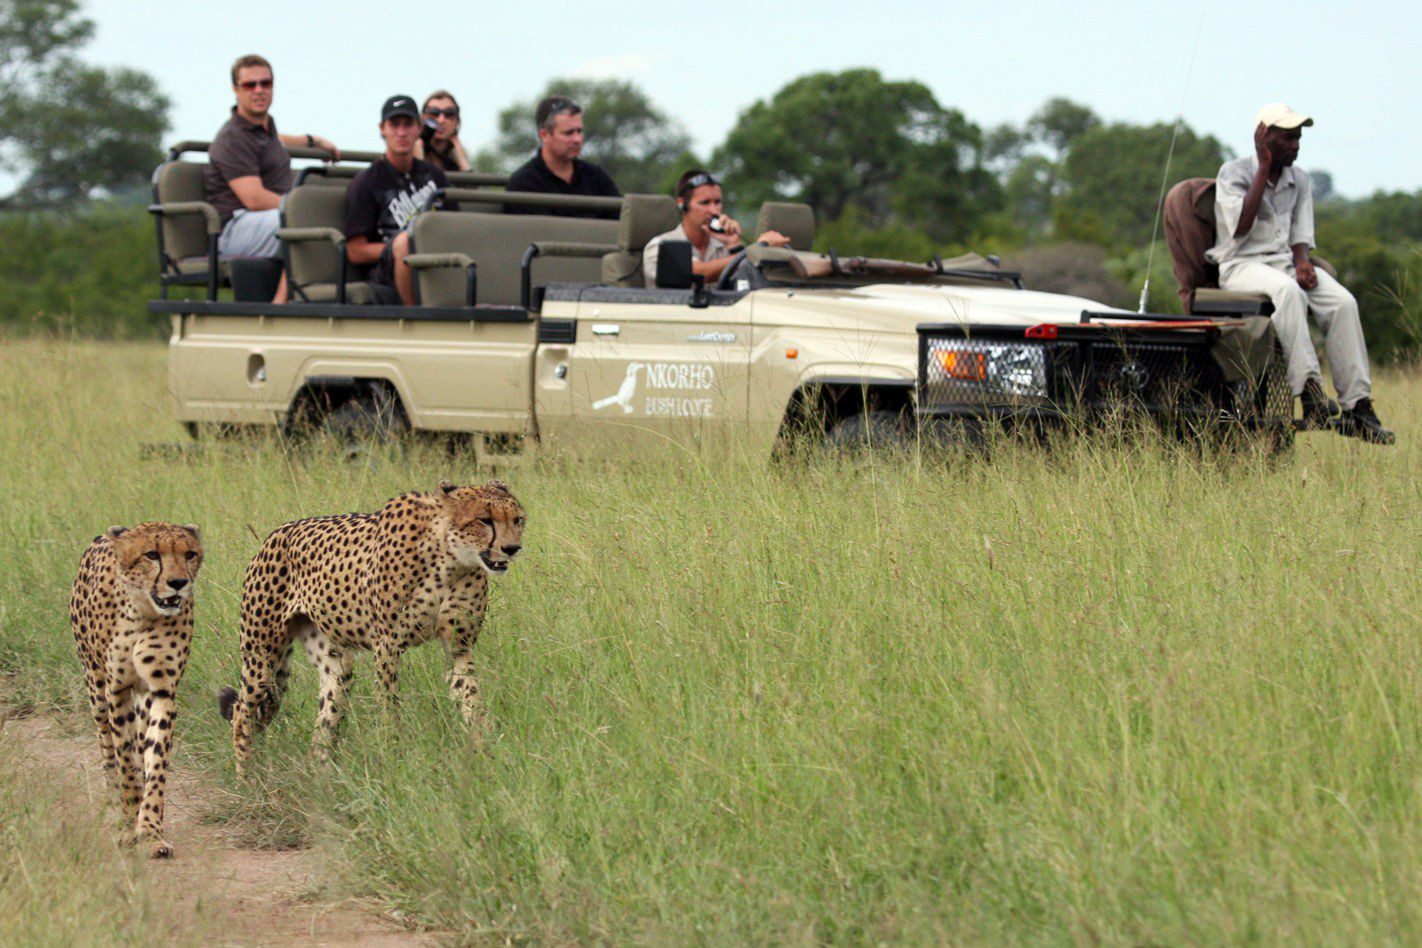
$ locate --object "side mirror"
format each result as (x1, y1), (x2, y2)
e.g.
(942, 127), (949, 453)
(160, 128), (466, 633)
(655, 240), (694, 289)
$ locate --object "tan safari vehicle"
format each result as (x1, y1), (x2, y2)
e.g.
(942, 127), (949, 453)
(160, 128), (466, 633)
(150, 144), (1293, 456)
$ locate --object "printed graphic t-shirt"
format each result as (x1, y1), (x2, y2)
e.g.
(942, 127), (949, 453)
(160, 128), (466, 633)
(344, 157), (454, 244)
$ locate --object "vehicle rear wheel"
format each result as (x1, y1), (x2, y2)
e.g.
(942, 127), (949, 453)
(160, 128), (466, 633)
(825, 410), (910, 453)
(319, 394), (408, 460)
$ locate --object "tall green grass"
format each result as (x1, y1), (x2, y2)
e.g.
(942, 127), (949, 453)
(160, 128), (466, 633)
(3, 340), (1419, 942)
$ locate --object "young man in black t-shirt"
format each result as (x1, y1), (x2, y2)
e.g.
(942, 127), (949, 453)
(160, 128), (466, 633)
(345, 95), (456, 305)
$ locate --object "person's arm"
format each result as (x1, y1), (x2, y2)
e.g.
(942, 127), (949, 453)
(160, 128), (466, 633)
(346, 235), (385, 266)
(1290, 171), (1317, 288)
(450, 138), (472, 172)
(343, 177), (382, 265)
(227, 176), (283, 211)
(1233, 124), (1273, 238)
(278, 133), (340, 160)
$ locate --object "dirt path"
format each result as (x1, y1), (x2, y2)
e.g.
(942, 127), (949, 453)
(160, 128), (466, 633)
(3, 710), (436, 947)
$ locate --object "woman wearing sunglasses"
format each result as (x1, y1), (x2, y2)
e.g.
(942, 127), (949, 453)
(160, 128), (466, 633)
(413, 90), (471, 172)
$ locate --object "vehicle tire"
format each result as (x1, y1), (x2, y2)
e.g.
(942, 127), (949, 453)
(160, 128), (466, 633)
(319, 394), (408, 461)
(825, 410), (910, 453)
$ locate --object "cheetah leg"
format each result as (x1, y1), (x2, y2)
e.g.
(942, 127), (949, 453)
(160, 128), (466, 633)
(133, 640), (184, 858)
(232, 612), (295, 778)
(136, 686), (178, 858)
(253, 637), (296, 730)
(85, 671), (118, 791)
(439, 593), (488, 731)
(107, 683), (142, 823)
(231, 655), (278, 779)
(373, 638), (402, 712)
(302, 627), (354, 760)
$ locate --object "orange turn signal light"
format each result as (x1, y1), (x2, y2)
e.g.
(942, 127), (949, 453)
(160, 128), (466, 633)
(933, 349), (987, 381)
(786, 348), (798, 359)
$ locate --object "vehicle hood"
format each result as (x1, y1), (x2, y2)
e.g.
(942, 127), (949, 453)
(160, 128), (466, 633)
(752, 283), (1127, 334)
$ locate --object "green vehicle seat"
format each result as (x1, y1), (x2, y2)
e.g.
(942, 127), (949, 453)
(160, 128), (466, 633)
(410, 210), (617, 308)
(277, 184), (375, 304)
(601, 194), (679, 288)
(149, 160), (227, 300)
(756, 201), (816, 252)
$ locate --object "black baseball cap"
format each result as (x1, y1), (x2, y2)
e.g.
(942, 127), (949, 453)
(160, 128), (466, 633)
(381, 95), (420, 122)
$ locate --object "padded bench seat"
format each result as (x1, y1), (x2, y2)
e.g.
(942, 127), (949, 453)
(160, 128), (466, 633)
(410, 211), (617, 308)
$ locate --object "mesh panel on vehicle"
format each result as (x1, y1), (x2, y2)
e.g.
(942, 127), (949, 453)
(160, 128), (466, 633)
(919, 329), (1291, 429)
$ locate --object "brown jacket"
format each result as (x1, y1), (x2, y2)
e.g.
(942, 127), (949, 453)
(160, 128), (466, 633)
(1163, 177), (1218, 313)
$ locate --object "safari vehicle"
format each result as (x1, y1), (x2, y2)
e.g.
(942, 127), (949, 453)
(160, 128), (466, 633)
(150, 144), (1293, 457)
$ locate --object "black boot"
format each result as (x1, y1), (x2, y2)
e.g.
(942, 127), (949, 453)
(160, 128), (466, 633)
(1298, 378), (1339, 431)
(1337, 398), (1396, 445)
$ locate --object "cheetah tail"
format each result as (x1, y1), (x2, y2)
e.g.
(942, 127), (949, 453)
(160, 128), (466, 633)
(216, 686), (239, 721)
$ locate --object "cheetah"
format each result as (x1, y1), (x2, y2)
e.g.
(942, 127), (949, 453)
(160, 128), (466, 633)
(70, 522), (203, 859)
(219, 480), (524, 772)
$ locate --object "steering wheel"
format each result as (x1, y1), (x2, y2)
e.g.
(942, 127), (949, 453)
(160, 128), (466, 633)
(715, 249), (751, 291)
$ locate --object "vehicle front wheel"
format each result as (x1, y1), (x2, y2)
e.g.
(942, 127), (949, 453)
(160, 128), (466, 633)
(825, 410), (910, 453)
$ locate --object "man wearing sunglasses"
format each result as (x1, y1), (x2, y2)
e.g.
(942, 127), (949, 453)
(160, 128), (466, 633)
(642, 169), (790, 287)
(204, 54), (339, 303)
(505, 96), (621, 219)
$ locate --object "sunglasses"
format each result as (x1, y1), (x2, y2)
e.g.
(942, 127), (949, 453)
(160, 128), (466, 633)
(424, 107), (459, 118)
(679, 172), (721, 196)
(238, 78), (273, 91)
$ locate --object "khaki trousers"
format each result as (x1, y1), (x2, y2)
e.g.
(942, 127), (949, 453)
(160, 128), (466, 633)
(1220, 260), (1372, 408)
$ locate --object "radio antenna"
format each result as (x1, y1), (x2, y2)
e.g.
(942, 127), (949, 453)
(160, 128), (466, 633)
(1139, 12), (1207, 313)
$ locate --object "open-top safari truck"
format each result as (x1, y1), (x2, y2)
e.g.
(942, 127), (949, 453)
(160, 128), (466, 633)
(149, 143), (1294, 457)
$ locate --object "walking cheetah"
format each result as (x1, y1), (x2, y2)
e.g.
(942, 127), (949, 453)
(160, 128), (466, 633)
(219, 480), (524, 773)
(70, 522), (203, 858)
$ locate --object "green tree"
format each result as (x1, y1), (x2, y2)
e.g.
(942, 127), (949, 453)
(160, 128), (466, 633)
(714, 69), (1001, 245)
(1027, 97), (1101, 156)
(0, 0), (169, 209)
(475, 78), (693, 195)
(1054, 122), (1228, 250)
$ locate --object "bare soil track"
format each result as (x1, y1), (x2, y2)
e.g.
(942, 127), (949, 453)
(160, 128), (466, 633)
(2, 709), (436, 947)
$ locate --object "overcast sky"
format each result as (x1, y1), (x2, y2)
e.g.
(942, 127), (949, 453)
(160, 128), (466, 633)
(84, 0), (1418, 199)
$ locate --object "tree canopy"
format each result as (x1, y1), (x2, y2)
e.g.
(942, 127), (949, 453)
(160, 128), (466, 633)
(714, 69), (1001, 244)
(476, 78), (693, 195)
(1054, 122), (1229, 249)
(0, 0), (169, 209)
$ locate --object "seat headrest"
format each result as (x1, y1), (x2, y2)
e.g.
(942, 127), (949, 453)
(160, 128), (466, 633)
(619, 194), (679, 251)
(756, 202), (815, 251)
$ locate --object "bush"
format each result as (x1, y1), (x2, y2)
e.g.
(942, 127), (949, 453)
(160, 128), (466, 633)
(1003, 241), (1130, 308)
(0, 205), (169, 339)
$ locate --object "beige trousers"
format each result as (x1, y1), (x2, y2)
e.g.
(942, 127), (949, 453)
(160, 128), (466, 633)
(1220, 260), (1372, 408)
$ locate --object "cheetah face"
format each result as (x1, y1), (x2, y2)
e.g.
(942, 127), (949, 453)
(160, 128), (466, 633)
(438, 480), (525, 576)
(109, 522), (203, 617)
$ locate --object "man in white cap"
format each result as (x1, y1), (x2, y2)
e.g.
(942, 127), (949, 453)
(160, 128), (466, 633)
(1207, 104), (1393, 444)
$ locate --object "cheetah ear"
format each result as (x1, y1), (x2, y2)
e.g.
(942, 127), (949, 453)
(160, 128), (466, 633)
(182, 524), (201, 541)
(438, 479), (458, 494)
(106, 525), (127, 539)
(486, 479), (509, 494)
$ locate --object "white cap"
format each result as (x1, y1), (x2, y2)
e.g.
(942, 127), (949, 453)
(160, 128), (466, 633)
(1256, 103), (1314, 129)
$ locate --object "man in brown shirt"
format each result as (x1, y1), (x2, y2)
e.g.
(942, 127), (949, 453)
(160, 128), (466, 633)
(204, 54), (338, 303)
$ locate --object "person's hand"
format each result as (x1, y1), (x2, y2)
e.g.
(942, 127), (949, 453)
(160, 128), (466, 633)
(313, 135), (340, 162)
(756, 229), (792, 248)
(1295, 258), (1317, 290)
(1253, 122), (1272, 168)
(706, 215), (742, 244)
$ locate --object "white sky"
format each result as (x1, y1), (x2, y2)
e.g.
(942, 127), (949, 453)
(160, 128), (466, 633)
(83, 0), (1418, 198)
